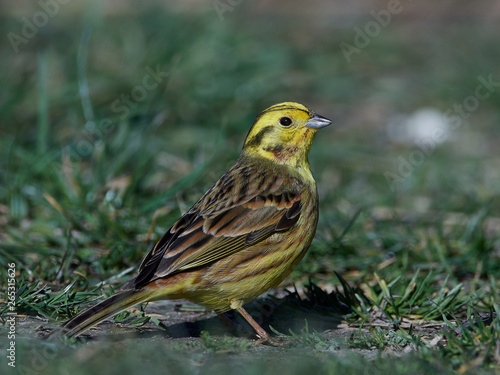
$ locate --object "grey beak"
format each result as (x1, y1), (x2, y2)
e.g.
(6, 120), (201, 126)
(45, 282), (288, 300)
(305, 113), (332, 129)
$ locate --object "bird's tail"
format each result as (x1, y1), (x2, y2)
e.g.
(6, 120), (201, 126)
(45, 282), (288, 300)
(61, 289), (158, 338)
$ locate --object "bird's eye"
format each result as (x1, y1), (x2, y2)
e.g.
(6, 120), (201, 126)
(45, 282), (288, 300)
(279, 117), (292, 126)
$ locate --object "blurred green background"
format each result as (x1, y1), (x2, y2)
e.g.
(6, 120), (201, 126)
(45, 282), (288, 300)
(1, 0), (499, 374)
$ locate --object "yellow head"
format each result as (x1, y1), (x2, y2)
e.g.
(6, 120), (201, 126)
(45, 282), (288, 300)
(243, 102), (331, 168)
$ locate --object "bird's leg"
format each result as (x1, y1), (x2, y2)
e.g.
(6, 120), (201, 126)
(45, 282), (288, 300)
(235, 306), (273, 344)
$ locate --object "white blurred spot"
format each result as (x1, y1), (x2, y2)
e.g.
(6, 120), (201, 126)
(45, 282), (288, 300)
(387, 108), (450, 145)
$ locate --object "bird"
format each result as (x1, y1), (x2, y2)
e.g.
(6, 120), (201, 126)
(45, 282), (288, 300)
(61, 102), (331, 343)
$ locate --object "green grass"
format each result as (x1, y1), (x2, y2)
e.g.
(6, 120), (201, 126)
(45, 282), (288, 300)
(1, 2), (500, 374)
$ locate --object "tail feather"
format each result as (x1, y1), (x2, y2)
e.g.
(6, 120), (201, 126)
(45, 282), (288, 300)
(62, 289), (156, 338)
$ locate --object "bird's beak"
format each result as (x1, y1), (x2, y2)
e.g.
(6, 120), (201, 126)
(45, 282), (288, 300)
(305, 113), (332, 129)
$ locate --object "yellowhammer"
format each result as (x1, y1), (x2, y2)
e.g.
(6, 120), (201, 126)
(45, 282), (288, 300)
(62, 102), (331, 343)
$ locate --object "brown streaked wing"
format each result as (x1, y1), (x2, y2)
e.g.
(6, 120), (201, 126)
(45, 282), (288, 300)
(197, 161), (287, 217)
(130, 170), (303, 288)
(155, 202), (295, 274)
(128, 212), (200, 289)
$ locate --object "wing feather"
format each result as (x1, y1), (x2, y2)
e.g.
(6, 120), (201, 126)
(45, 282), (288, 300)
(130, 161), (304, 289)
